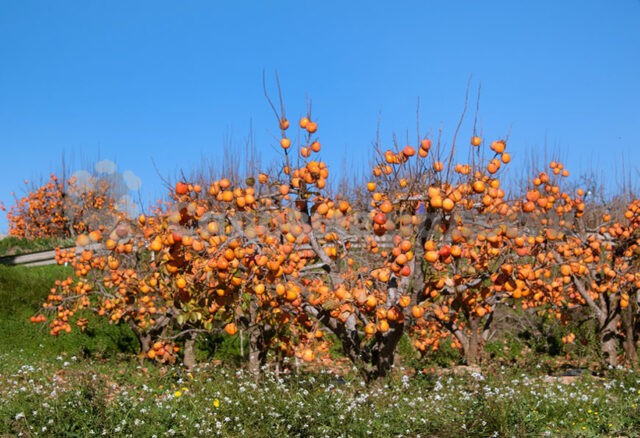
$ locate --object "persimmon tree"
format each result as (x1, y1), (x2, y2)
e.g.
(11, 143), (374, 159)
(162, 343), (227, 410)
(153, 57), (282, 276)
(259, 102), (533, 372)
(149, 178), (325, 373)
(514, 164), (640, 366)
(359, 133), (538, 366)
(564, 206), (640, 367)
(7, 173), (121, 238)
(8, 174), (69, 238)
(41, 177), (325, 372)
(46, 221), (182, 363)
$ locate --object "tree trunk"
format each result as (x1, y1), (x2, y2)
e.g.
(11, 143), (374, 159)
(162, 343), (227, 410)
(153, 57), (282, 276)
(465, 316), (485, 366)
(449, 312), (492, 366)
(621, 300), (638, 366)
(465, 334), (481, 366)
(367, 279), (405, 379)
(247, 329), (262, 377)
(129, 320), (152, 354)
(302, 300), (403, 383)
(138, 332), (152, 354)
(599, 314), (620, 367)
(248, 325), (273, 378)
(127, 314), (173, 361)
(245, 298), (274, 379)
(369, 321), (404, 380)
(182, 332), (198, 370)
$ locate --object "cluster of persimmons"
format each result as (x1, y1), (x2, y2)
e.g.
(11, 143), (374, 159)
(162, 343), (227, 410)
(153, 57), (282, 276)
(23, 106), (640, 377)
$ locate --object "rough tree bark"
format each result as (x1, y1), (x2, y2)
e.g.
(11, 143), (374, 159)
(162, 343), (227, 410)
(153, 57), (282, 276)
(182, 331), (198, 370)
(465, 315), (483, 366)
(246, 299), (275, 378)
(599, 312), (620, 367)
(621, 293), (638, 366)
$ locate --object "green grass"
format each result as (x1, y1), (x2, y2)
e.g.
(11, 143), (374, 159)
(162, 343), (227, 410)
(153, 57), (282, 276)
(1, 264), (640, 436)
(0, 264), (138, 366)
(0, 236), (75, 257)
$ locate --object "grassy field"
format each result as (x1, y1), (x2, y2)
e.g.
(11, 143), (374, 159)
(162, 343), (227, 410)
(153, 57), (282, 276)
(2, 264), (640, 437)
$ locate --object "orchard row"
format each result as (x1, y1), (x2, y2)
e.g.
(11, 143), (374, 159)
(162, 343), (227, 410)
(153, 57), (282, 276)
(13, 109), (640, 381)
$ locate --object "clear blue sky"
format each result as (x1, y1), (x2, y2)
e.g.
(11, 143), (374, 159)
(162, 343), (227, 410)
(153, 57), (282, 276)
(1, 1), (639, 233)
